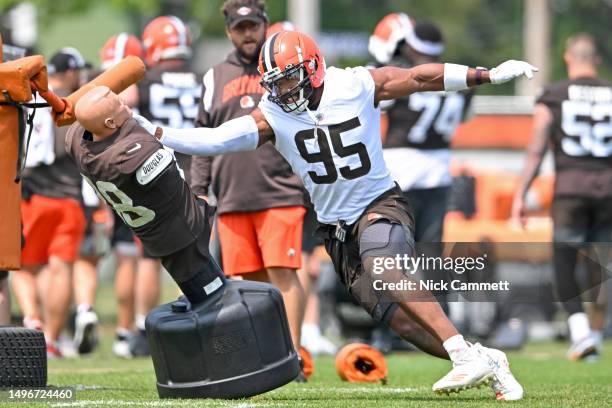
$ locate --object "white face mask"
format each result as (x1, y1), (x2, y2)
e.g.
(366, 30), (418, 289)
(275, 66), (308, 114)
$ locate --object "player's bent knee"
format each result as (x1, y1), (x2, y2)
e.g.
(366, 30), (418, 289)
(359, 221), (414, 264)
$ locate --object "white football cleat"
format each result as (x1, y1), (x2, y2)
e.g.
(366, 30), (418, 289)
(74, 308), (99, 354)
(473, 344), (524, 401)
(567, 335), (599, 361)
(113, 338), (133, 359)
(432, 347), (494, 395)
(301, 324), (338, 356)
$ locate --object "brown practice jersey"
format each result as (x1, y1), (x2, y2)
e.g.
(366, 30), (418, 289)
(191, 51), (304, 214)
(137, 64), (202, 184)
(383, 89), (473, 150)
(65, 118), (210, 257)
(537, 77), (612, 197)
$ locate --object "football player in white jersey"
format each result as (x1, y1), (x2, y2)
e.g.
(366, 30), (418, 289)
(136, 30), (536, 400)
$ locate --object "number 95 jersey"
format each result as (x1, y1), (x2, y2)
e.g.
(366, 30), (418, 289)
(259, 66), (396, 224)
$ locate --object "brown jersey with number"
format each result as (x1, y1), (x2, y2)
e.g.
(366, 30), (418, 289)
(65, 118), (210, 257)
(137, 63), (202, 185)
(383, 89), (473, 150)
(536, 76), (612, 197)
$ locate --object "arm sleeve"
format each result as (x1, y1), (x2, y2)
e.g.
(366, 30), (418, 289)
(159, 114), (260, 156)
(190, 72), (214, 195)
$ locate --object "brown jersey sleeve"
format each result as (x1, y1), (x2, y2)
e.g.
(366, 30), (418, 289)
(535, 83), (563, 108)
(64, 122), (83, 164)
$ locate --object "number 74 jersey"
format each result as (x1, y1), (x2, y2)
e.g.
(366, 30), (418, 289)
(259, 66), (396, 224)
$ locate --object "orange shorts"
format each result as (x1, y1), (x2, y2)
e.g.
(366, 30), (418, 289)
(21, 195), (86, 266)
(217, 206), (306, 276)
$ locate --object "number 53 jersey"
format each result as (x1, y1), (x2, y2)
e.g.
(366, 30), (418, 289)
(259, 66), (395, 224)
(65, 118), (209, 257)
(537, 76), (612, 197)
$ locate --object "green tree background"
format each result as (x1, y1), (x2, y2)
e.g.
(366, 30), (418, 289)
(1, 0), (611, 91)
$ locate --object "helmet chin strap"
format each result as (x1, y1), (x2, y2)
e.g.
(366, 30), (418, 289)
(304, 105), (319, 125)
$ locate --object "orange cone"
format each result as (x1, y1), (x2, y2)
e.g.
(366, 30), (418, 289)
(335, 343), (387, 384)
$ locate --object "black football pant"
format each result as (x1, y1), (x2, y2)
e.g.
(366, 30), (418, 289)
(552, 196), (612, 315)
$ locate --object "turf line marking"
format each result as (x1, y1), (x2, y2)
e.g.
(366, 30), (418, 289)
(288, 386), (421, 393)
(51, 401), (294, 408)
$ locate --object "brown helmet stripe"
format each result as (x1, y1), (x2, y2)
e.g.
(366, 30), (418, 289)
(264, 32), (280, 71)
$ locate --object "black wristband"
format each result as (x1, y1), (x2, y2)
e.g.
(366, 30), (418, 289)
(475, 68), (486, 85)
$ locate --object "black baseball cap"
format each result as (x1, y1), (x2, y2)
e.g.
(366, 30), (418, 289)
(224, 4), (268, 28)
(48, 47), (92, 74)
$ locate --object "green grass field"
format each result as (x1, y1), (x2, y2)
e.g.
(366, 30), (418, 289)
(6, 285), (612, 407)
(21, 337), (610, 408)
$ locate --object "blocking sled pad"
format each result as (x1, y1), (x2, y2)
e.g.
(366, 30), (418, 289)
(146, 280), (300, 399)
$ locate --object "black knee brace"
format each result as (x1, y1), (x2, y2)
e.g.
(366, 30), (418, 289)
(359, 221), (414, 260)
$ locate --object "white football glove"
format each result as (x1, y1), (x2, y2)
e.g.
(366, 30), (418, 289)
(132, 113), (158, 136)
(489, 60), (539, 84)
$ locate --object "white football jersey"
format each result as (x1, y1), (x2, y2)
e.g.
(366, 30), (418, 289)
(259, 66), (396, 224)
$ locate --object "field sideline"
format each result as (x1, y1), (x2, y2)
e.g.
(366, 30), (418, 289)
(21, 336), (611, 408)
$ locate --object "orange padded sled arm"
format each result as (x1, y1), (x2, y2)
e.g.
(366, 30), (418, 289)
(54, 56), (145, 126)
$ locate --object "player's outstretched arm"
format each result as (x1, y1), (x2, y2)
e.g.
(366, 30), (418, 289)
(133, 108), (274, 156)
(370, 60), (538, 103)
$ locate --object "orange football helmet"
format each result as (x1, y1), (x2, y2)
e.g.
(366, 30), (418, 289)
(368, 12), (415, 64)
(258, 31), (325, 113)
(100, 33), (144, 70)
(266, 21), (296, 38)
(142, 15), (192, 66)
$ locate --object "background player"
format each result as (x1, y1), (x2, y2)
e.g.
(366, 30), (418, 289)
(378, 20), (473, 246)
(98, 32), (156, 358)
(513, 33), (611, 361)
(367, 16), (474, 351)
(11, 48), (90, 357)
(136, 30), (536, 399)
